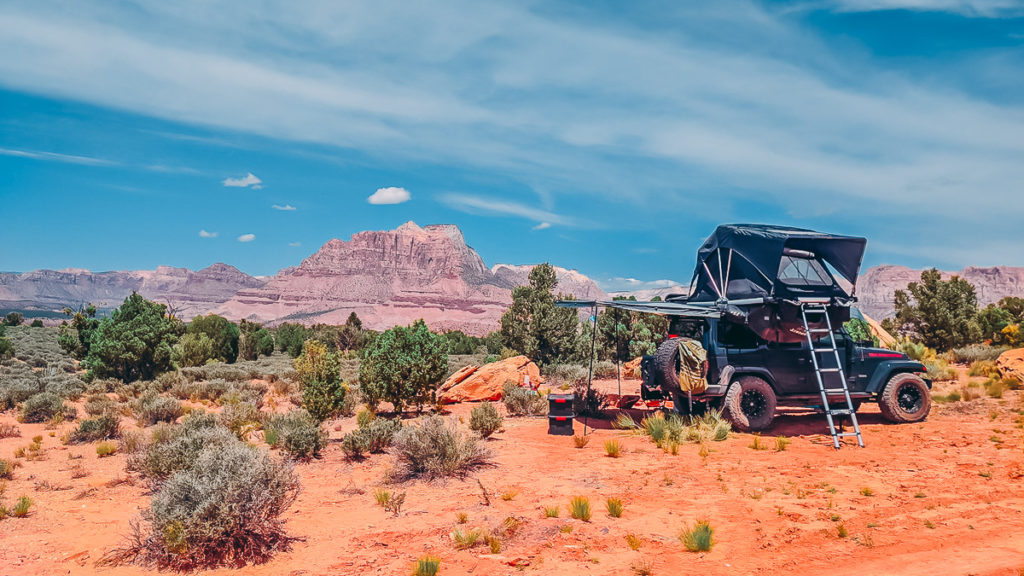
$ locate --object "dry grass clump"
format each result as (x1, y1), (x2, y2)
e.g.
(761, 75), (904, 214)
(626, 533), (642, 550)
(501, 381), (547, 416)
(640, 411), (731, 450)
(606, 497), (624, 518)
(679, 518), (715, 552)
(774, 436), (791, 451)
(604, 439), (622, 457)
(412, 555), (441, 576)
(96, 441), (118, 457)
(0, 458), (15, 479)
(452, 527), (483, 549)
(749, 434), (767, 451)
(391, 416), (491, 479)
(0, 422), (19, 439)
(544, 506), (560, 518)
(569, 496), (591, 521)
(468, 401), (503, 438)
(573, 434), (590, 448)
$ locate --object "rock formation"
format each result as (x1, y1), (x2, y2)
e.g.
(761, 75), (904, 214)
(0, 263), (264, 319)
(437, 355), (542, 403)
(857, 265), (1024, 320)
(996, 348), (1024, 385)
(216, 222), (606, 335)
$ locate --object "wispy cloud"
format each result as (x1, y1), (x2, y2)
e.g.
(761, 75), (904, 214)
(237, 233), (255, 242)
(198, 229), (217, 238)
(222, 172), (261, 188)
(367, 186), (411, 205)
(439, 193), (577, 226)
(532, 222), (552, 231)
(272, 204), (296, 211)
(288, 241), (301, 247)
(599, 277), (687, 292)
(0, 147), (114, 166)
(827, 0), (1024, 17)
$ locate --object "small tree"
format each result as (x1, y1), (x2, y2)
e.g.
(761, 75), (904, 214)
(237, 320), (273, 361)
(891, 269), (982, 351)
(3, 312), (23, 326)
(58, 304), (100, 359)
(359, 320), (447, 413)
(294, 340), (346, 421)
(274, 323), (309, 358)
(499, 263), (582, 366)
(187, 315), (239, 363)
(0, 325), (12, 360)
(174, 332), (216, 368)
(83, 293), (185, 382)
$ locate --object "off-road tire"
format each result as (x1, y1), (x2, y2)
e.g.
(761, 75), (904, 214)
(655, 338), (681, 391)
(878, 373), (931, 423)
(723, 375), (777, 432)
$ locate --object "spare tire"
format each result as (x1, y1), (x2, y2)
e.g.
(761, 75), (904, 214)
(722, 375), (777, 432)
(655, 338), (681, 391)
(878, 373), (931, 423)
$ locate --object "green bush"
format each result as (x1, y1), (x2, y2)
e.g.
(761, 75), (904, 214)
(680, 519), (715, 552)
(135, 392), (183, 426)
(19, 392), (65, 423)
(340, 417), (402, 459)
(69, 414), (121, 443)
(3, 312), (23, 326)
(82, 293), (185, 382)
(340, 430), (370, 459)
(0, 335), (13, 360)
(359, 320), (447, 413)
(265, 409), (326, 460)
(501, 381), (547, 416)
(274, 323), (309, 358)
(469, 402), (503, 438)
(186, 315), (239, 364)
(174, 332), (217, 368)
(391, 416), (491, 479)
(126, 440), (299, 570)
(30, 319), (44, 328)
(968, 360), (999, 378)
(302, 380), (349, 423)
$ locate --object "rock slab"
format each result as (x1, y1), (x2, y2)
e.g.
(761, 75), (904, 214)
(438, 355), (542, 403)
(996, 348), (1024, 384)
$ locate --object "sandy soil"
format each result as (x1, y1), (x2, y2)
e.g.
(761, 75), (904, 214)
(1, 373), (1022, 576)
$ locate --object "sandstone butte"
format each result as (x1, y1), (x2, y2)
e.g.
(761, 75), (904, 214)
(437, 355), (542, 403)
(996, 348), (1024, 384)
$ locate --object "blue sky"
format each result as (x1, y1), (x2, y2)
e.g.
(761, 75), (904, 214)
(1, 1), (1022, 291)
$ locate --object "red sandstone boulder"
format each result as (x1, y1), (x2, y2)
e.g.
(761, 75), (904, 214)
(623, 357), (642, 379)
(996, 348), (1024, 384)
(438, 355), (542, 403)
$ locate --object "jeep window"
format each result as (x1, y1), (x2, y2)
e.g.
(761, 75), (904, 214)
(777, 255), (831, 286)
(717, 321), (760, 348)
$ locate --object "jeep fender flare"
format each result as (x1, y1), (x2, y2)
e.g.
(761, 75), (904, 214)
(728, 367), (778, 393)
(866, 360), (929, 395)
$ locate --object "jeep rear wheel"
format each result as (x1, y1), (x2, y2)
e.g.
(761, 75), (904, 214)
(878, 373), (931, 423)
(655, 338), (681, 391)
(723, 375), (777, 432)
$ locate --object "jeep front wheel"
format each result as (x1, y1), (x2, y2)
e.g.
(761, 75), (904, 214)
(878, 373), (931, 423)
(723, 375), (776, 432)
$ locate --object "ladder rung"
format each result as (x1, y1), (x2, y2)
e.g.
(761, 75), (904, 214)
(818, 368), (841, 373)
(835, 433), (861, 437)
(828, 409), (852, 416)
(812, 349), (838, 353)
(808, 328), (831, 333)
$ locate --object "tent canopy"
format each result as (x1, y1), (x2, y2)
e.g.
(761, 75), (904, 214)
(683, 224), (867, 303)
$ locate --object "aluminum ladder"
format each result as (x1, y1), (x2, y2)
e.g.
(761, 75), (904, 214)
(800, 302), (864, 449)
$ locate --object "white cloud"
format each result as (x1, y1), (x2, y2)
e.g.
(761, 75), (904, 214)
(222, 172), (262, 188)
(367, 186), (411, 205)
(532, 222), (552, 230)
(288, 241), (302, 247)
(272, 204), (296, 211)
(439, 193), (577, 227)
(0, 147), (114, 166)
(237, 233), (255, 242)
(828, 0), (1024, 16)
(198, 229), (217, 238)
(599, 277), (687, 292)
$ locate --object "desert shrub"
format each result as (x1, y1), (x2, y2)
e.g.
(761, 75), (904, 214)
(30, 319), (44, 328)
(501, 381), (547, 416)
(985, 378), (1004, 399)
(186, 315), (239, 364)
(452, 527), (483, 549)
(3, 312), (23, 326)
(569, 496), (591, 521)
(572, 378), (608, 417)
(85, 393), (118, 416)
(544, 506), (559, 518)
(273, 323), (309, 358)
(573, 434), (589, 448)
(0, 422), (20, 438)
(154, 371), (187, 392)
(120, 440), (299, 570)
(19, 392), (65, 423)
(0, 334), (14, 360)
(41, 373), (86, 400)
(215, 400), (259, 439)
(951, 344), (1008, 364)
(11, 496), (32, 518)
(391, 416), (491, 479)
(173, 332), (217, 368)
(131, 421), (237, 482)
(340, 417), (402, 459)
(680, 519), (715, 552)
(356, 408), (375, 429)
(0, 458), (14, 479)
(968, 360), (999, 378)
(69, 414), (121, 443)
(469, 402), (503, 438)
(543, 363), (589, 382)
(265, 409), (326, 460)
(933, 390), (961, 403)
(593, 360), (618, 379)
(302, 379), (349, 422)
(135, 392), (183, 426)
(359, 320), (448, 413)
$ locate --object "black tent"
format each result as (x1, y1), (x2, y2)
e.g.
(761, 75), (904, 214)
(679, 224), (867, 304)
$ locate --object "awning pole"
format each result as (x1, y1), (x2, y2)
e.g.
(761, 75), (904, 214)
(615, 308), (622, 405)
(584, 303), (598, 435)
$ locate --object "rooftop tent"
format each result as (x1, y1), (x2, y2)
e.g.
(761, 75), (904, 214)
(682, 224), (867, 304)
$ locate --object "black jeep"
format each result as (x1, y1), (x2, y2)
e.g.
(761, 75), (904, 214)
(564, 224), (932, 433)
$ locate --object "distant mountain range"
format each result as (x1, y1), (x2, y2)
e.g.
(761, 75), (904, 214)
(2, 223), (1021, 332)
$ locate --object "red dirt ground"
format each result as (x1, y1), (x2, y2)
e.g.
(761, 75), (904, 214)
(1, 373), (1022, 576)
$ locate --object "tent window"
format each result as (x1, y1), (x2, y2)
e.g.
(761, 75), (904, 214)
(777, 255), (831, 286)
